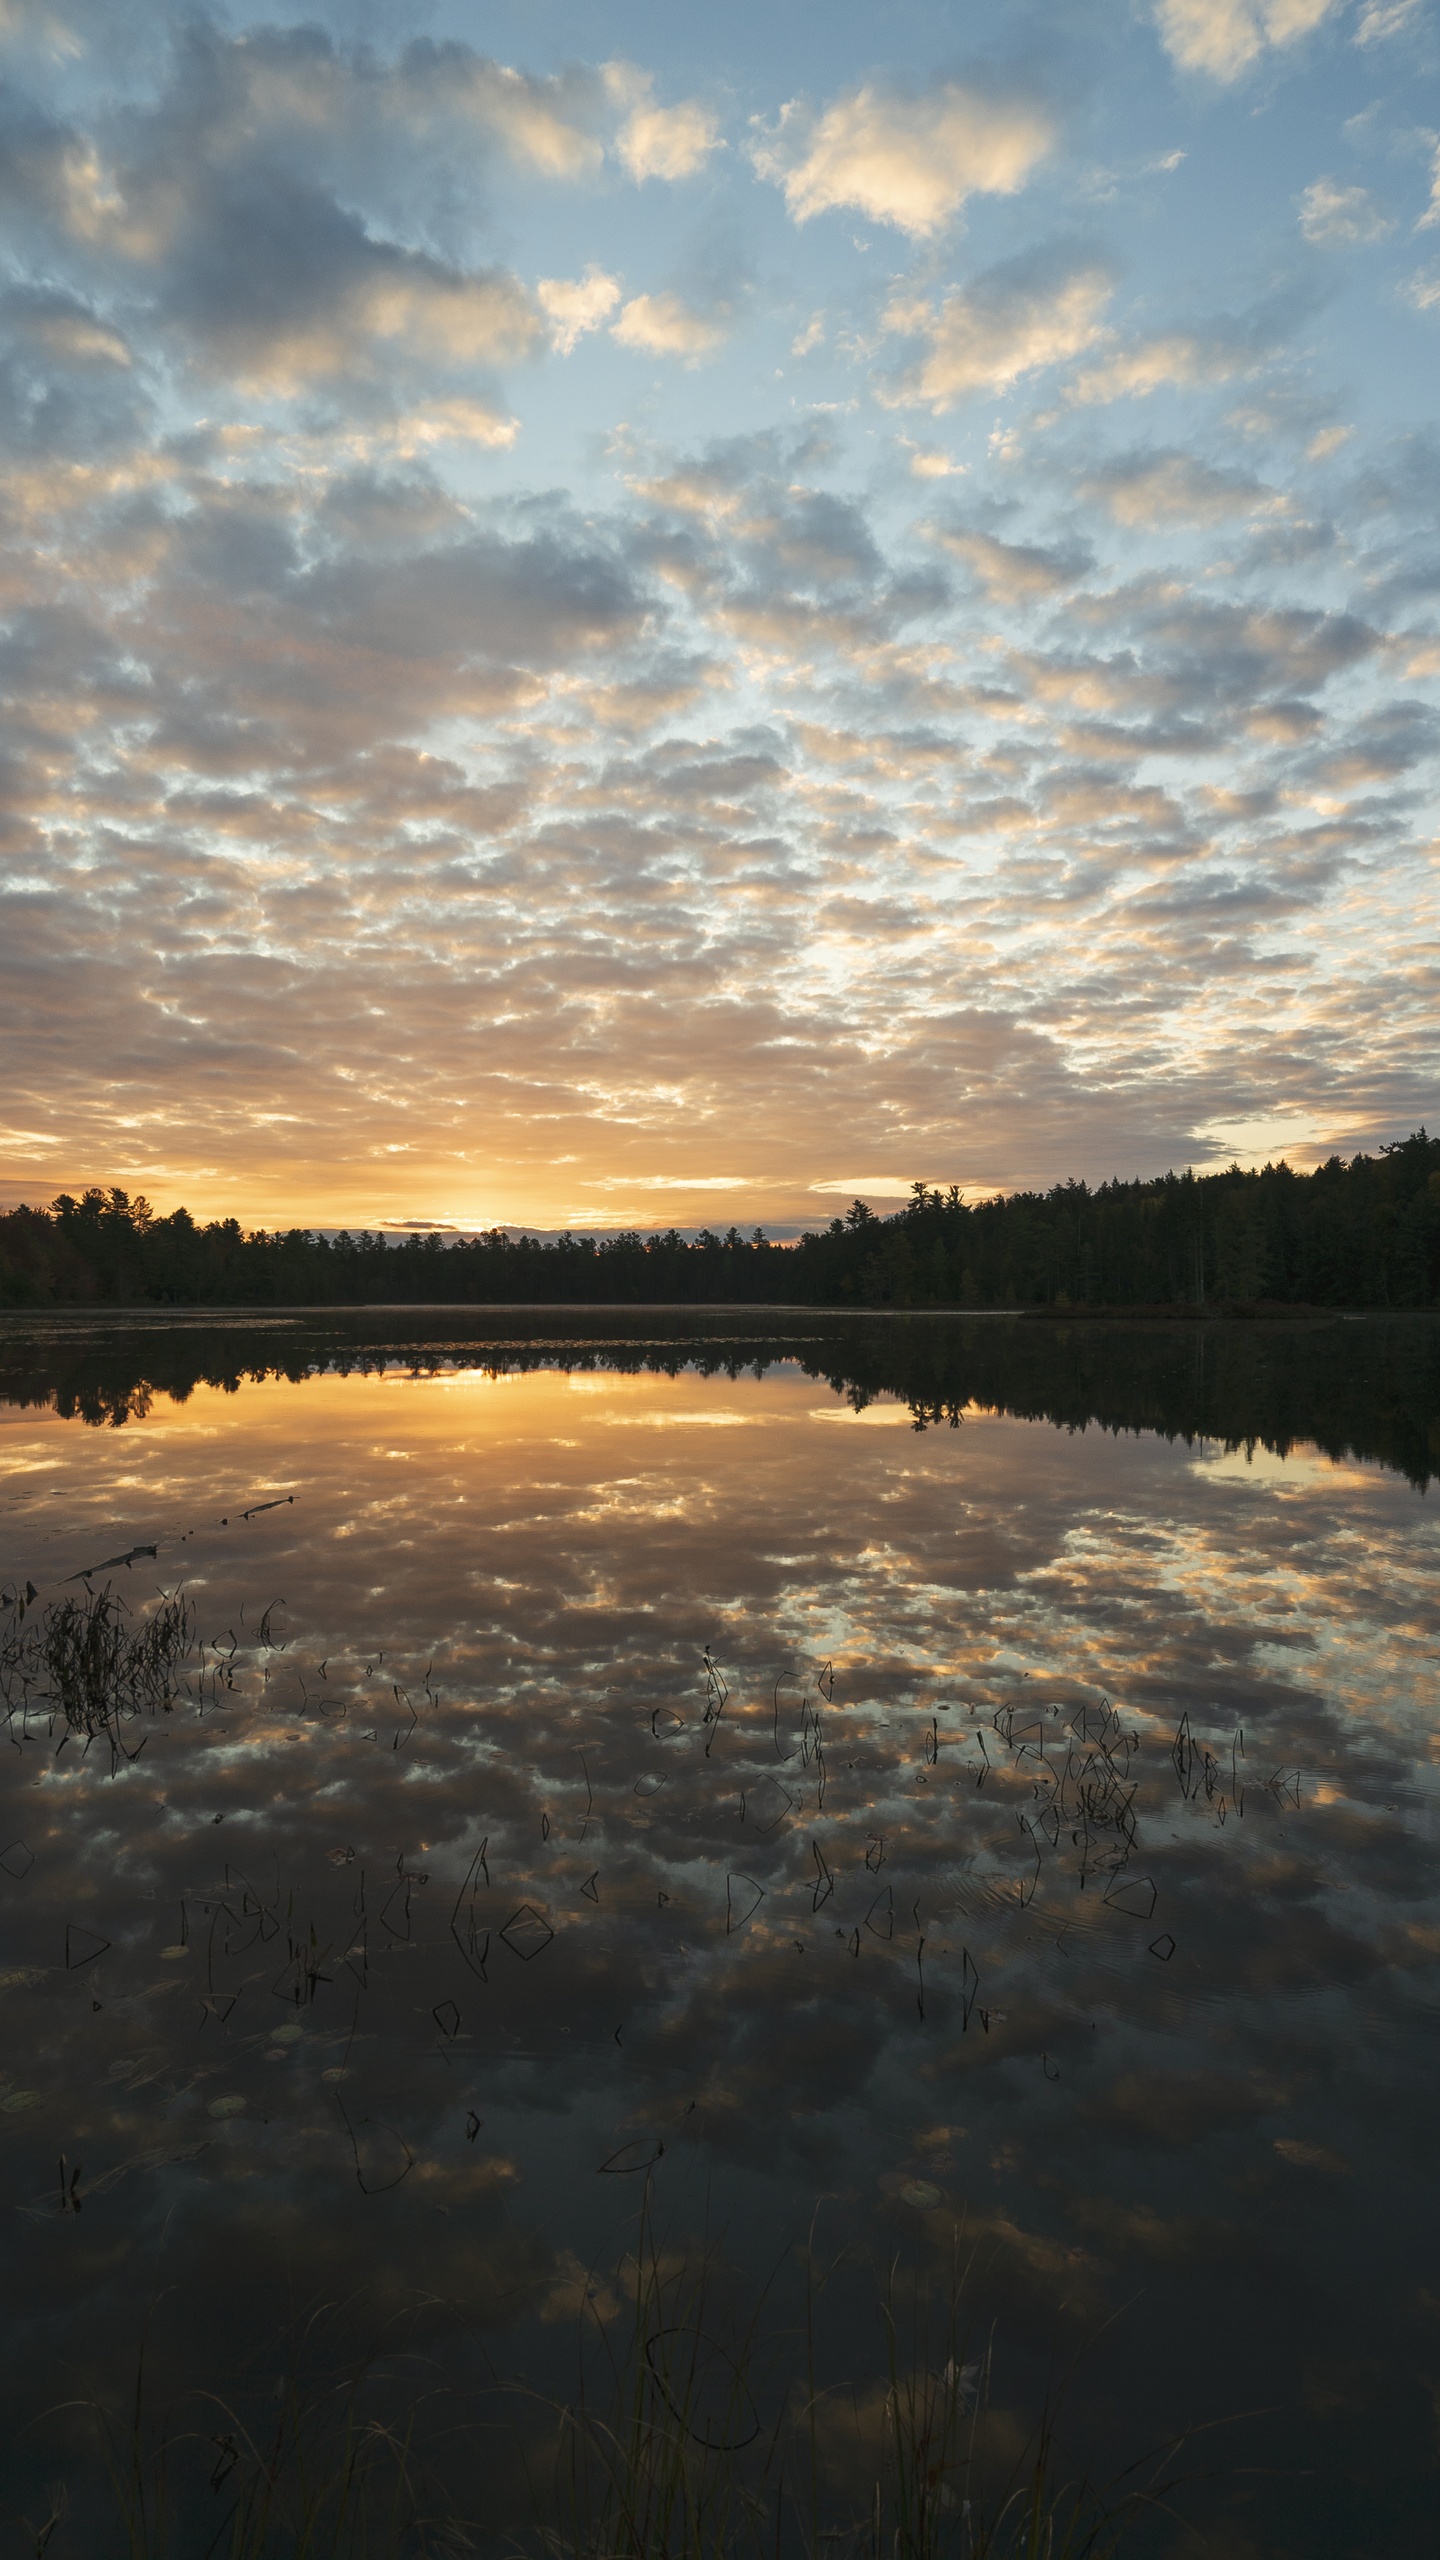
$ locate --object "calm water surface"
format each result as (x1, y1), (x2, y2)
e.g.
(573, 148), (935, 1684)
(1, 1312), (1437, 2556)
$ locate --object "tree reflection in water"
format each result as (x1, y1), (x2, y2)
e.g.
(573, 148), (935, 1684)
(0, 1311), (1436, 2554)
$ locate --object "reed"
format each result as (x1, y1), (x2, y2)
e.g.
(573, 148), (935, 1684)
(27, 2212), (1183, 2559)
(38, 2303), (450, 2560)
(0, 1581), (194, 1749)
(520, 2194), (1170, 2560)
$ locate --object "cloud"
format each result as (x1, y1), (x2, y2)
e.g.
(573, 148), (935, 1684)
(1081, 451), (1279, 524)
(751, 79), (1053, 237)
(1398, 263), (1440, 310)
(157, 186), (542, 392)
(1153, 0), (1340, 82)
(879, 251), (1113, 409)
(384, 398), (519, 456)
(250, 30), (606, 181)
(0, 14), (1435, 1233)
(403, 46), (604, 178)
(1065, 277), (1321, 409)
(604, 63), (721, 181)
(1353, 0), (1423, 40)
(612, 291), (728, 361)
(1070, 331), (1226, 405)
(809, 1176), (913, 1195)
(1418, 141), (1440, 232)
(932, 527), (1091, 601)
(585, 1173), (748, 1189)
(906, 444), (964, 478)
(0, 281), (147, 457)
(538, 267), (622, 354)
(1298, 177), (1393, 244)
(0, 32), (568, 404)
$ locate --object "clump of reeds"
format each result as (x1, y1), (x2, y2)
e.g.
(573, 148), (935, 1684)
(527, 2193), (1165, 2560)
(24, 2213), (1183, 2559)
(0, 1582), (194, 1750)
(36, 2305), (449, 2560)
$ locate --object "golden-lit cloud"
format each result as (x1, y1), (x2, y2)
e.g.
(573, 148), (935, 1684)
(538, 266), (623, 354)
(612, 290), (728, 360)
(880, 255), (1113, 408)
(0, 6), (1434, 1228)
(751, 79), (1053, 237)
(1153, 0), (1339, 83)
(605, 62), (721, 181)
(1298, 177), (1393, 244)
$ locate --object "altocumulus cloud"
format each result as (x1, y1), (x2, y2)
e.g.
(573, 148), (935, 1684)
(750, 76), (1054, 236)
(0, 1), (1435, 1230)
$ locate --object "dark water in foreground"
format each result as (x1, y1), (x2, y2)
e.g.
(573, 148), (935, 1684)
(1, 1309), (1437, 2557)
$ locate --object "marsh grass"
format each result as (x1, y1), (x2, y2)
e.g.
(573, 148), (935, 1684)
(520, 2193), (1175, 2560)
(35, 2301), (458, 2560)
(22, 2210), (1187, 2560)
(0, 1581), (195, 1758)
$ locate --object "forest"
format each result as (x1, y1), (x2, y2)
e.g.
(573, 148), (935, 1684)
(0, 1130), (1437, 1311)
(2, 1301), (1435, 1489)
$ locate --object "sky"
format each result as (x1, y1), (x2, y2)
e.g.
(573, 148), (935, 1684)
(0, 0), (1437, 1235)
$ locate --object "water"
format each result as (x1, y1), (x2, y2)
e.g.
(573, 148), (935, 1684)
(1, 1309), (1437, 2555)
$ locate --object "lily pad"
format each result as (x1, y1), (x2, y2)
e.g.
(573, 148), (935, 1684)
(900, 2179), (942, 2209)
(158, 1945), (190, 1961)
(208, 2094), (247, 2119)
(2, 2090), (42, 2114)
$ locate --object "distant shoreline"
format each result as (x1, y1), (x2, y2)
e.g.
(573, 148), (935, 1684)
(4, 1135), (1437, 1314)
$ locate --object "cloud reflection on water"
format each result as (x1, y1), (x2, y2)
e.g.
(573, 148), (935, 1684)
(1, 1348), (1438, 2550)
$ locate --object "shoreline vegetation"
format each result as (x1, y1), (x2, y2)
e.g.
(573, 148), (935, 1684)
(1, 1132), (1437, 1313)
(29, 2208), (1182, 2560)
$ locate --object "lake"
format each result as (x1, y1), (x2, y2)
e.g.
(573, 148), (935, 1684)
(1, 1308), (1437, 2557)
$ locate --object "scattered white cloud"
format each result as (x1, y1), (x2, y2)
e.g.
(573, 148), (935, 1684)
(1153, 0), (1340, 82)
(1398, 262), (1440, 307)
(791, 312), (826, 357)
(1070, 328), (1244, 404)
(751, 79), (1053, 237)
(444, 58), (605, 178)
(387, 397), (519, 454)
(604, 62), (721, 180)
(1298, 176), (1393, 242)
(1418, 141), (1440, 231)
(1306, 423), (1354, 458)
(906, 443), (966, 477)
(538, 266), (622, 354)
(880, 254), (1113, 409)
(1354, 0), (1423, 41)
(932, 526), (1089, 599)
(612, 291), (728, 360)
(1082, 450), (1279, 523)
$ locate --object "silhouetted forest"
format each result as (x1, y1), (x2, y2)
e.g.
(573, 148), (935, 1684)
(1, 1130), (1437, 1310)
(1, 1306), (1436, 1489)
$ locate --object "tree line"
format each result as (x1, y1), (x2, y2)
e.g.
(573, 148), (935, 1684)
(1, 1129), (1437, 1310)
